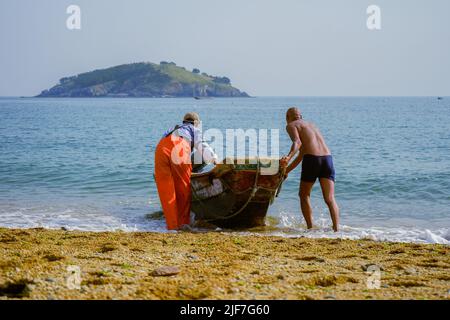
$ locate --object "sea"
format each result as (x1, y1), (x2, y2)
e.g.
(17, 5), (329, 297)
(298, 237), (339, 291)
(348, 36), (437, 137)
(0, 97), (449, 244)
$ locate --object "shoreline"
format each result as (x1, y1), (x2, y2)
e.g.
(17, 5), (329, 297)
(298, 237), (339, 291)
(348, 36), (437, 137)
(1, 227), (449, 300)
(0, 222), (448, 245)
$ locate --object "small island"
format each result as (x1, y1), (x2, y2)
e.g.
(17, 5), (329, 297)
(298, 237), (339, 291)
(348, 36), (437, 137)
(37, 62), (249, 98)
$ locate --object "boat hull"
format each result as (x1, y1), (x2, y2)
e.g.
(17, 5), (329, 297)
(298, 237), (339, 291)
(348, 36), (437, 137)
(190, 159), (284, 228)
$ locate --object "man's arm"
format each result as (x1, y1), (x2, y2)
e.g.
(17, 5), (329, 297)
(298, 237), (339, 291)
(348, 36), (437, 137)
(282, 124), (302, 164)
(286, 147), (304, 174)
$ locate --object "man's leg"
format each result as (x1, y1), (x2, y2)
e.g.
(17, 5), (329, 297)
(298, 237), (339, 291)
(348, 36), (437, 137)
(172, 162), (192, 227)
(319, 178), (340, 232)
(171, 137), (192, 228)
(299, 181), (315, 229)
(155, 157), (179, 230)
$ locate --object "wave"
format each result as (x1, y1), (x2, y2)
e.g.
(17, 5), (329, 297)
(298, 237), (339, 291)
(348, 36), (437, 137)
(0, 206), (448, 245)
(263, 212), (450, 245)
(264, 225), (450, 245)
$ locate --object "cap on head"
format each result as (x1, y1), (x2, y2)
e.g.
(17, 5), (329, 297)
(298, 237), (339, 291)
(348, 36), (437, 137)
(183, 112), (200, 127)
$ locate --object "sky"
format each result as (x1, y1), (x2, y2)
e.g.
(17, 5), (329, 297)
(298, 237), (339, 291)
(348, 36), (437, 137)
(1, 0), (450, 97)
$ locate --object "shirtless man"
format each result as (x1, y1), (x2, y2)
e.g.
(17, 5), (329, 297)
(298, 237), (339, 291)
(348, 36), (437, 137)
(281, 107), (340, 232)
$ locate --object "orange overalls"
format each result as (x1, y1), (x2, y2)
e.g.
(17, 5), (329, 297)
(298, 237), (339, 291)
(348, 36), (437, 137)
(154, 134), (192, 230)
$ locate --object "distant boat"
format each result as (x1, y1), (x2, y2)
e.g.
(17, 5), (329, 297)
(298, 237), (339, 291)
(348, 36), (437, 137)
(193, 96), (212, 100)
(191, 158), (285, 228)
(437, 97), (443, 100)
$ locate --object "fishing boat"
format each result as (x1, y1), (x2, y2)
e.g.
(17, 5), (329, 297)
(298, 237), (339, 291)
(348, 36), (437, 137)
(191, 158), (285, 228)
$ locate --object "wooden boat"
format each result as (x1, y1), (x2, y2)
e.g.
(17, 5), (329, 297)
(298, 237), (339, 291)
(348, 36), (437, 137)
(191, 158), (285, 228)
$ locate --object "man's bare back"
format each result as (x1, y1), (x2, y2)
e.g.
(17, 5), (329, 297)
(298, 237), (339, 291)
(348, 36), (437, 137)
(287, 119), (331, 157)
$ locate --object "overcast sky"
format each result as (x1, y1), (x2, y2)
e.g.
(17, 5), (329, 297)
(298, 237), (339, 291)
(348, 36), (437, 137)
(1, 0), (449, 96)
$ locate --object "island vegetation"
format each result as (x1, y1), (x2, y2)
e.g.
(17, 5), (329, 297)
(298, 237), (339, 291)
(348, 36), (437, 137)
(38, 62), (249, 98)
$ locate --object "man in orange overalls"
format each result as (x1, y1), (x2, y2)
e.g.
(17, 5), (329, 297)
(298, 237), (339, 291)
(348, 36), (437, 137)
(154, 112), (217, 230)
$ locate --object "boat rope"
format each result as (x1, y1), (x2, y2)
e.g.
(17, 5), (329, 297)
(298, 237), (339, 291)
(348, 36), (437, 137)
(271, 166), (286, 204)
(191, 158), (261, 221)
(216, 165), (285, 205)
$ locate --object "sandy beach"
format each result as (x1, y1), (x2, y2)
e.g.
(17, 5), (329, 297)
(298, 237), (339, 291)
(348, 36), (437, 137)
(0, 227), (449, 300)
